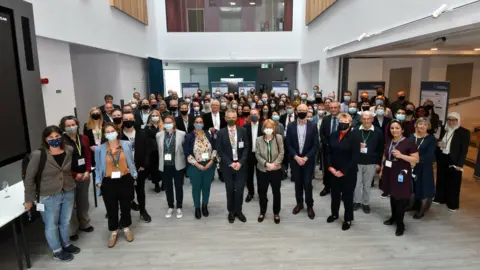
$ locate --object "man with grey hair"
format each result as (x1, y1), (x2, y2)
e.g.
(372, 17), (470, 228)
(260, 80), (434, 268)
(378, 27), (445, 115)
(353, 110), (384, 213)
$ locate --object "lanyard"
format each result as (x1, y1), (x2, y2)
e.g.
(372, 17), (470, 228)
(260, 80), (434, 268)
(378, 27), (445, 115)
(74, 135), (82, 156)
(265, 139), (272, 162)
(108, 149), (121, 169)
(444, 130), (455, 146)
(165, 132), (175, 153)
(361, 130), (371, 143)
(388, 137), (405, 160)
(415, 136), (425, 150)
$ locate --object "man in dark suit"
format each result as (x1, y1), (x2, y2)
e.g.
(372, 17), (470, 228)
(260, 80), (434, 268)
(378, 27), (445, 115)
(216, 109), (250, 223)
(286, 104), (319, 219)
(165, 89), (173, 107)
(244, 108), (262, 202)
(280, 102), (296, 178)
(134, 98), (151, 129)
(176, 102), (194, 133)
(319, 101), (341, 196)
(370, 86), (390, 107)
(99, 94), (120, 113)
(203, 100), (227, 181)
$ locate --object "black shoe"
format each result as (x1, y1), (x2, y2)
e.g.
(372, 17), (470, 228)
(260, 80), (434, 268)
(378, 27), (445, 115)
(69, 234), (79, 241)
(105, 213), (108, 219)
(319, 188), (330, 197)
(274, 215), (280, 224)
(140, 210), (152, 223)
(202, 204), (209, 217)
(353, 203), (361, 211)
(245, 193), (254, 203)
(381, 192), (389, 199)
(63, 244), (81, 254)
(342, 221), (352, 231)
(413, 212), (424, 219)
(395, 225), (405, 236)
(258, 214), (265, 223)
(383, 218), (395, 225)
(195, 208), (202, 219)
(53, 250), (74, 262)
(228, 214), (235, 223)
(307, 207), (315, 220)
(236, 212), (247, 223)
(130, 201), (140, 211)
(160, 183), (165, 191)
(362, 205), (371, 214)
(79, 226), (94, 233)
(326, 215), (338, 223)
(154, 183), (161, 193)
(292, 204), (304, 215)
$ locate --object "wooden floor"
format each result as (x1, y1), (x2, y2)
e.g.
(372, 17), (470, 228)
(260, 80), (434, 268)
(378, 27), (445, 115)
(2, 168), (480, 270)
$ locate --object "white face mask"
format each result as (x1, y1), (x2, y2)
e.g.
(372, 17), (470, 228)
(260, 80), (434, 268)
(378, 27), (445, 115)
(263, 128), (274, 135)
(131, 104), (137, 109)
(151, 116), (160, 123)
(193, 107), (200, 112)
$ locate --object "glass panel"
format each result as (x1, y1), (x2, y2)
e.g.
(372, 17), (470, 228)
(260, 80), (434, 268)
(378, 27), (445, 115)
(165, 0), (293, 32)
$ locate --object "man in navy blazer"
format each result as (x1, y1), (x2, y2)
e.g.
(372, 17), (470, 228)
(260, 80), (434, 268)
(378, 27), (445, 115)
(319, 101), (341, 196)
(286, 104), (319, 219)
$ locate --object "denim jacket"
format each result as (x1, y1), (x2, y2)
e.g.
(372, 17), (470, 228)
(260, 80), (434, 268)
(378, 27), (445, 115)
(94, 140), (138, 185)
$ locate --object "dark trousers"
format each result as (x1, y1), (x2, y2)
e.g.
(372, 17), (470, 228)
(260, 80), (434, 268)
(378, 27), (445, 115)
(435, 153), (463, 210)
(283, 142), (290, 172)
(163, 165), (184, 208)
(135, 170), (148, 212)
(390, 196), (409, 228)
(224, 167), (246, 215)
(246, 152), (258, 195)
(291, 160), (314, 207)
(330, 171), (356, 221)
(321, 148), (331, 190)
(101, 174), (134, 231)
(257, 170), (282, 215)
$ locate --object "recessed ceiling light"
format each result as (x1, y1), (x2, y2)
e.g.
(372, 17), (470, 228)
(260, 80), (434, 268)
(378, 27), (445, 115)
(230, 2), (236, 5)
(249, 2), (256, 5)
(474, 48), (480, 51)
(430, 48), (438, 51)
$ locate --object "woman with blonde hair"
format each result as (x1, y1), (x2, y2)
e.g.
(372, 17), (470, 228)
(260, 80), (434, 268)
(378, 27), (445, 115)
(146, 110), (163, 192)
(255, 119), (285, 224)
(84, 108), (104, 167)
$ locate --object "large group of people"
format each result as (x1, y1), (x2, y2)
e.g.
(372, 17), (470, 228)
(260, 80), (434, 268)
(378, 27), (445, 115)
(23, 85), (470, 261)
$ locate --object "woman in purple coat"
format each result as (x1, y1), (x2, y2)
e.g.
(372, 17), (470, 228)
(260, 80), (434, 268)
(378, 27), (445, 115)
(380, 120), (419, 236)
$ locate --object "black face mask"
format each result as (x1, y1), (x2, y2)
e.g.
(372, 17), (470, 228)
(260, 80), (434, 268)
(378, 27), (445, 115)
(180, 110), (188, 116)
(315, 98), (322, 103)
(151, 104), (158, 109)
(297, 112), (307, 120)
(169, 106), (178, 112)
(242, 112), (250, 118)
(398, 96), (406, 101)
(270, 93), (275, 97)
(278, 105), (284, 110)
(141, 104), (150, 110)
(361, 106), (370, 111)
(113, 118), (122, 125)
(377, 91), (383, 96)
(123, 120), (135, 128)
(425, 105), (433, 110)
(406, 110), (414, 115)
(228, 97), (234, 101)
(197, 92), (202, 96)
(91, 114), (101, 120)
(338, 123), (350, 131)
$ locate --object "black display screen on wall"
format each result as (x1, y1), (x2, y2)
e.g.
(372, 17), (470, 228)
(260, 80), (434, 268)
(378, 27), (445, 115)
(0, 8), (30, 167)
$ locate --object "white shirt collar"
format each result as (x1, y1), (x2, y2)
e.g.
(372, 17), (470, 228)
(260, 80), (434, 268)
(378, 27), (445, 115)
(359, 125), (375, 131)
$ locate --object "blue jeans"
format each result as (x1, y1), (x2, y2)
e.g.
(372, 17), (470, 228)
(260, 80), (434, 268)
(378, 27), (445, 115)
(39, 189), (75, 253)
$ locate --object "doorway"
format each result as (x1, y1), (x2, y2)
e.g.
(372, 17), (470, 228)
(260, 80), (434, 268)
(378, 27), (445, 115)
(388, 67), (412, 101)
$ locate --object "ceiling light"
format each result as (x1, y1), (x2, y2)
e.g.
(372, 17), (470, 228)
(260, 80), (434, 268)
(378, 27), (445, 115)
(430, 48), (438, 51)
(474, 48), (480, 51)
(230, 74), (235, 77)
(230, 2), (236, 5)
(249, 2), (256, 5)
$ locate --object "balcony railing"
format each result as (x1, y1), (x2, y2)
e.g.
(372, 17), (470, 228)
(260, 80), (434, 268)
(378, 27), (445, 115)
(165, 0), (293, 32)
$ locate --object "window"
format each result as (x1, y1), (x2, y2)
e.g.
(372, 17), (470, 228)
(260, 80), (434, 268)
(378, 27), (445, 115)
(187, 9), (204, 32)
(163, 69), (181, 97)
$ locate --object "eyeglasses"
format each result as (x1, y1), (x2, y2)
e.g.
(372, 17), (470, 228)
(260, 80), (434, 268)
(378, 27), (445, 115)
(447, 119), (458, 122)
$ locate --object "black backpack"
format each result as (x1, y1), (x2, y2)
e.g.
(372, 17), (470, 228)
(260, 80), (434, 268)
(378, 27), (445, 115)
(21, 148), (47, 203)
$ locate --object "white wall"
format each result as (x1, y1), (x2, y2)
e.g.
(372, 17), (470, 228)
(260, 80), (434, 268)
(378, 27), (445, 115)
(347, 58), (383, 98)
(37, 37), (76, 125)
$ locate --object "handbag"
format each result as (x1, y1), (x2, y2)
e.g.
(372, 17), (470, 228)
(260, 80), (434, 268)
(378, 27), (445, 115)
(274, 136), (288, 179)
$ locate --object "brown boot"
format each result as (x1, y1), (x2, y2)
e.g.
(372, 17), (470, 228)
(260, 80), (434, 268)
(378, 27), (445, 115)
(108, 231), (118, 248)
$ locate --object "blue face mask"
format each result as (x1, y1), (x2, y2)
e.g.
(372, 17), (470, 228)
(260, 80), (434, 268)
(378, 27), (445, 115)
(272, 115), (280, 121)
(375, 100), (383, 105)
(344, 96), (351, 101)
(287, 109), (293, 115)
(348, 107), (357, 114)
(164, 123), (174, 131)
(105, 132), (118, 142)
(376, 109), (385, 116)
(396, 114), (405, 121)
(194, 123), (204, 130)
(250, 115), (259, 122)
(47, 137), (63, 148)
(262, 98), (268, 103)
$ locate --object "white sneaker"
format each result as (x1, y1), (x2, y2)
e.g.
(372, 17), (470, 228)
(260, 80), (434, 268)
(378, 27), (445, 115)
(448, 208), (458, 212)
(176, 208), (183, 219)
(165, 208), (174, 219)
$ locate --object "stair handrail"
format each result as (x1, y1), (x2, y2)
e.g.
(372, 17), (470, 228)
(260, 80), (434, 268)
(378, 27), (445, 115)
(449, 96), (480, 107)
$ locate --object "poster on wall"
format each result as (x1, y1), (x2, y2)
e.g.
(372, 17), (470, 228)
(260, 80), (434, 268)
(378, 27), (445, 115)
(357, 81), (385, 101)
(419, 81), (450, 126)
(181, 82), (200, 97)
(210, 82), (229, 95)
(238, 81), (256, 95)
(272, 81), (290, 96)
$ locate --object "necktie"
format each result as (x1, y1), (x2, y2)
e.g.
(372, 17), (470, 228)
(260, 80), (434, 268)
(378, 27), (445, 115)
(332, 117), (338, 132)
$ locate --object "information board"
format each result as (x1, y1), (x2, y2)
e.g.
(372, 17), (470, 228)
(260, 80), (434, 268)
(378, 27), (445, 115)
(272, 81), (290, 96)
(419, 81), (450, 125)
(238, 81), (256, 95)
(181, 82), (200, 97)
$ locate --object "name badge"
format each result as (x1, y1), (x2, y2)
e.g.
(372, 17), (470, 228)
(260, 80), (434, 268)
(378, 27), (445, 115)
(78, 158), (85, 166)
(385, 160), (392, 168)
(36, 203), (45, 212)
(360, 147), (368, 154)
(398, 174), (404, 183)
(412, 174), (416, 179)
(165, 154), (172, 161)
(111, 171), (121, 179)
(201, 153), (209, 160)
(239, 141), (244, 149)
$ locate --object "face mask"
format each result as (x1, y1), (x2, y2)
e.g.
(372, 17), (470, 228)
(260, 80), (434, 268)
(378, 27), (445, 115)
(361, 97), (368, 102)
(270, 93), (275, 97)
(185, 98), (191, 103)
(297, 112), (307, 119)
(263, 110), (269, 114)
(396, 114), (406, 121)
(169, 106), (177, 111)
(262, 98), (268, 103)
(361, 106), (370, 111)
(204, 103), (210, 108)
(197, 92), (202, 96)
(287, 109), (293, 115)
(215, 92), (221, 97)
(263, 128), (274, 135)
(91, 113), (101, 120)
(194, 123), (203, 130)
(47, 137), (63, 148)
(425, 105), (433, 110)
(65, 126), (77, 135)
(313, 106), (318, 111)
(228, 97), (234, 101)
(250, 115), (258, 122)
(398, 96), (406, 101)
(257, 104), (263, 109)
(308, 110), (314, 114)
(348, 108), (357, 114)
(376, 109), (385, 116)
(113, 117), (122, 124)
(301, 95), (307, 100)
(318, 110), (325, 116)
(338, 123), (350, 131)
(193, 107), (200, 112)
(151, 116), (160, 123)
(241, 112), (248, 118)
(232, 104), (238, 109)
(142, 104), (150, 110)
(180, 110), (188, 115)
(278, 105), (285, 110)
(315, 98), (322, 103)
(247, 99), (252, 103)
(151, 104), (157, 109)
(344, 96), (351, 101)
(272, 115), (280, 121)
(250, 89), (255, 93)
(406, 109), (414, 115)
(105, 132), (118, 142)
(227, 119), (236, 126)
(375, 100), (383, 105)
(168, 92), (172, 96)
(377, 91), (383, 96)
(131, 104), (137, 109)
(281, 98), (287, 102)
(123, 120), (135, 128)
(270, 103), (276, 108)
(221, 102), (227, 107)
(164, 123), (174, 131)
